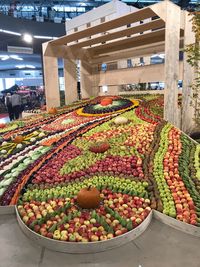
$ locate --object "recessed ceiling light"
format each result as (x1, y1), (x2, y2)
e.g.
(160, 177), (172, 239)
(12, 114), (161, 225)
(0, 55), (24, 61)
(16, 64), (35, 69)
(10, 55), (23, 60)
(26, 65), (36, 69)
(23, 33), (33, 43)
(1, 56), (9, 61)
(16, 65), (25, 69)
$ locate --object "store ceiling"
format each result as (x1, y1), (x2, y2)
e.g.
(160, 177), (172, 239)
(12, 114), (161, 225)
(0, 12), (65, 71)
(0, 0), (198, 9)
(0, 52), (42, 71)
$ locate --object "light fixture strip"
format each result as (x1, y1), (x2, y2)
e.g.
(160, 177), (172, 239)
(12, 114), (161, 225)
(34, 35), (55, 39)
(0, 29), (21, 36)
(0, 29), (57, 40)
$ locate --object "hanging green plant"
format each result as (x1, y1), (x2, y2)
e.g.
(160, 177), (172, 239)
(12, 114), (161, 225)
(185, 9), (200, 128)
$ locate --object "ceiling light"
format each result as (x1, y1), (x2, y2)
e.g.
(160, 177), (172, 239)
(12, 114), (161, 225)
(16, 65), (25, 69)
(34, 35), (54, 40)
(10, 55), (23, 60)
(0, 29), (21, 36)
(1, 56), (9, 61)
(23, 33), (33, 43)
(26, 65), (36, 69)
(16, 64), (36, 69)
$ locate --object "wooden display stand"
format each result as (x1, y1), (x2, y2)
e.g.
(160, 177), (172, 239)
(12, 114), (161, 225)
(42, 0), (195, 132)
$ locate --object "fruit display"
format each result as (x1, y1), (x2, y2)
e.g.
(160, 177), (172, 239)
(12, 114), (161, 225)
(77, 98), (139, 116)
(0, 95), (200, 245)
(114, 116), (128, 125)
(48, 107), (58, 115)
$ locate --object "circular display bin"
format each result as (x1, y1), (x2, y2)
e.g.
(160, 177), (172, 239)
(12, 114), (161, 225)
(16, 207), (153, 254)
(153, 210), (200, 237)
(0, 205), (15, 215)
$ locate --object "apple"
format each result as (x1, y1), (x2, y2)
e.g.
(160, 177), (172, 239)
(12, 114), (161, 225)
(107, 233), (114, 239)
(135, 218), (142, 224)
(81, 237), (89, 242)
(90, 235), (99, 242)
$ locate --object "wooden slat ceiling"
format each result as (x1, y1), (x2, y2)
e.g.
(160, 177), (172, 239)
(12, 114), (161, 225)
(90, 41), (166, 64)
(69, 18), (165, 49)
(50, 7), (157, 46)
(88, 29), (165, 55)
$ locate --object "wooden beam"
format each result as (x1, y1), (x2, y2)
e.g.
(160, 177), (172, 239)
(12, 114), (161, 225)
(49, 7), (156, 46)
(43, 42), (76, 59)
(90, 41), (166, 64)
(150, 1), (185, 30)
(42, 42), (93, 63)
(150, 1), (167, 21)
(164, 1), (180, 127)
(88, 29), (165, 56)
(69, 19), (165, 49)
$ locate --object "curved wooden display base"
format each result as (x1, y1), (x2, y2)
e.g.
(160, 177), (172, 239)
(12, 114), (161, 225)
(0, 205), (15, 215)
(15, 207), (200, 253)
(16, 207), (152, 254)
(153, 210), (200, 237)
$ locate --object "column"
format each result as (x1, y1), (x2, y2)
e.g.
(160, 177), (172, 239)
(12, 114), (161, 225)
(164, 2), (180, 126)
(63, 59), (78, 105)
(80, 60), (98, 98)
(182, 11), (195, 133)
(43, 56), (60, 108)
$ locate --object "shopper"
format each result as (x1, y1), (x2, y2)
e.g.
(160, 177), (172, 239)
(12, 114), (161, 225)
(5, 93), (14, 121)
(11, 92), (21, 120)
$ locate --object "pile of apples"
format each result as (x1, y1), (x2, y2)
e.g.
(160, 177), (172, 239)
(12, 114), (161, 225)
(18, 188), (151, 242)
(41, 111), (97, 132)
(164, 127), (197, 224)
(135, 106), (159, 124)
(86, 155), (144, 178)
(32, 145), (82, 184)
(124, 124), (155, 154)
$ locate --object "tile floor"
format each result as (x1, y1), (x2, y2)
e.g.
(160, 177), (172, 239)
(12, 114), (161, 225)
(0, 214), (200, 267)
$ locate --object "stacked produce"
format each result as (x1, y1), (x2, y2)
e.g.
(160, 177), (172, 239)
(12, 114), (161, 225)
(0, 95), (200, 243)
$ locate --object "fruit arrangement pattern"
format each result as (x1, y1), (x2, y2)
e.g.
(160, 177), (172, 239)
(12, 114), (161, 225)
(0, 95), (200, 243)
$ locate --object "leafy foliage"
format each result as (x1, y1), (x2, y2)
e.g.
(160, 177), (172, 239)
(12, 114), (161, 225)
(185, 10), (200, 127)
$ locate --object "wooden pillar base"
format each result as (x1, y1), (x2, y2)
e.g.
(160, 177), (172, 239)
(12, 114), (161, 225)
(64, 59), (78, 105)
(43, 56), (60, 109)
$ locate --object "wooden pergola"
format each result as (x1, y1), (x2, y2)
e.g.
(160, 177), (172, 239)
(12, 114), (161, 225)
(43, 0), (195, 132)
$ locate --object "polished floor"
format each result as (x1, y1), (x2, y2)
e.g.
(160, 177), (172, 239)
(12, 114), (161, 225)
(0, 214), (200, 267)
(0, 114), (9, 124)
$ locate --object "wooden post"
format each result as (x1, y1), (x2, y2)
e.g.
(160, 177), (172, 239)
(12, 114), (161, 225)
(164, 1), (180, 126)
(43, 55), (60, 108)
(182, 11), (195, 133)
(80, 60), (98, 98)
(63, 59), (78, 105)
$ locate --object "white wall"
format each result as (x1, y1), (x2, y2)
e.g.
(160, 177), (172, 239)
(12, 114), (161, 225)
(65, 0), (138, 34)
